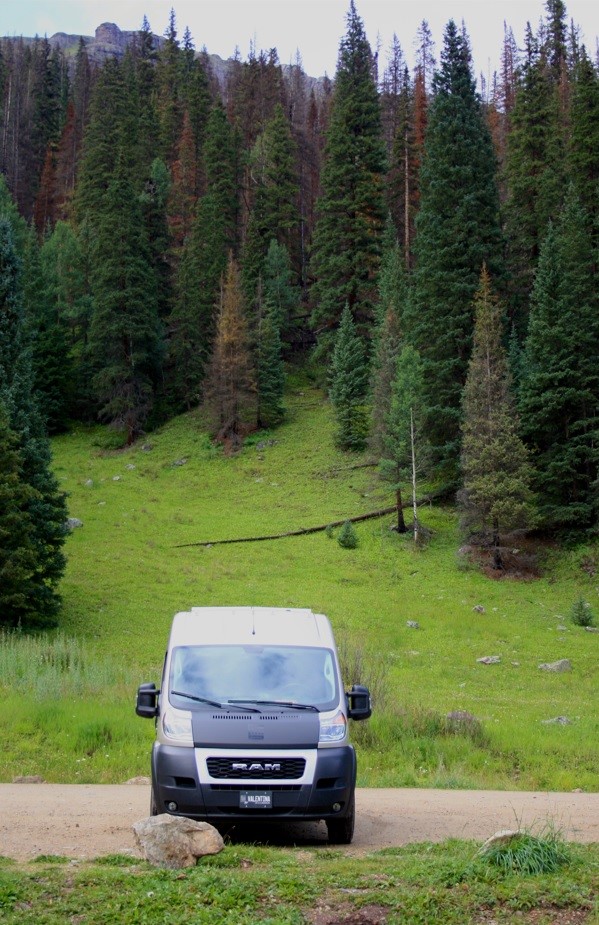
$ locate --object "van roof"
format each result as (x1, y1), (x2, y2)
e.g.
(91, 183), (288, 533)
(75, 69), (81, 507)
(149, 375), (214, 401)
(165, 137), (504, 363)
(168, 607), (335, 649)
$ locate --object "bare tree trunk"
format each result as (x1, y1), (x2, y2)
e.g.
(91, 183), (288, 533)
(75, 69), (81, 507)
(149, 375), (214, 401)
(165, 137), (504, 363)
(396, 488), (407, 532)
(492, 516), (503, 570)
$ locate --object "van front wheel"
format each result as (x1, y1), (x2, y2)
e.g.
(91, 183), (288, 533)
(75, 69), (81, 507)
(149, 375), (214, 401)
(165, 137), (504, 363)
(326, 796), (355, 845)
(150, 785), (159, 816)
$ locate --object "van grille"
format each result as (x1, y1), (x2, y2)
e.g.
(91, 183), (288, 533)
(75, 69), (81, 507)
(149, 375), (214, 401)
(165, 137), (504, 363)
(206, 757), (306, 779)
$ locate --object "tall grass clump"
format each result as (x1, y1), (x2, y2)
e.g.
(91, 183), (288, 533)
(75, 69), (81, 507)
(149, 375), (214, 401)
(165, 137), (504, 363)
(478, 828), (571, 875)
(0, 630), (135, 700)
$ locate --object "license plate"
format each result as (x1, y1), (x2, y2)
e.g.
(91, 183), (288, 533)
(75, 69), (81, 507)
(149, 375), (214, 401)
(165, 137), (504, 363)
(240, 791), (272, 809)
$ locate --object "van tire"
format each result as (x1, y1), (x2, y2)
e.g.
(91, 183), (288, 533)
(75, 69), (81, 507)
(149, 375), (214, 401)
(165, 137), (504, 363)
(326, 795), (355, 844)
(150, 785), (159, 817)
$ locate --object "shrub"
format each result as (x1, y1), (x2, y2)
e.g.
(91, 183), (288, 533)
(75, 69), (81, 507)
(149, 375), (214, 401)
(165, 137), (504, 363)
(337, 520), (358, 549)
(570, 596), (596, 627)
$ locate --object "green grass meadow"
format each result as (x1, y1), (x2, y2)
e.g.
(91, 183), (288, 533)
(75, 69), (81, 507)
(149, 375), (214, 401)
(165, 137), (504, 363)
(1, 839), (598, 924)
(1, 380), (598, 789)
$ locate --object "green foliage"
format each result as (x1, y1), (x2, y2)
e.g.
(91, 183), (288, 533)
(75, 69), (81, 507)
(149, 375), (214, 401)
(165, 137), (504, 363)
(460, 268), (535, 554)
(570, 596), (596, 627)
(519, 189), (599, 530)
(256, 306), (285, 429)
(310, 0), (386, 356)
(0, 405), (40, 624)
(329, 305), (369, 450)
(503, 29), (566, 327)
(337, 520), (358, 549)
(241, 103), (299, 306)
(0, 218), (67, 627)
(406, 20), (503, 477)
(88, 158), (163, 444)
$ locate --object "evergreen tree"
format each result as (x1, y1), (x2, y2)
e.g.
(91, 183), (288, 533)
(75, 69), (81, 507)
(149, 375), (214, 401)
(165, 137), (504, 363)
(41, 220), (94, 421)
(204, 254), (256, 447)
(369, 222), (407, 457)
(519, 190), (599, 529)
(88, 159), (163, 444)
(140, 158), (172, 323)
(167, 104), (238, 410)
(0, 400), (40, 626)
(256, 298), (285, 429)
(568, 50), (599, 242)
(0, 216), (67, 626)
(24, 228), (74, 432)
(262, 239), (300, 344)
(241, 103), (299, 306)
(310, 0), (386, 357)
(379, 344), (428, 536)
(459, 267), (535, 567)
(503, 25), (566, 327)
(329, 304), (369, 451)
(405, 20), (503, 478)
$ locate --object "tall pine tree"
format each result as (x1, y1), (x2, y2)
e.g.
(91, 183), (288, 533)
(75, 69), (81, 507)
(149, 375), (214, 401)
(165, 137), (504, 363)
(0, 216), (67, 626)
(88, 158), (163, 443)
(310, 0), (386, 357)
(519, 189), (599, 530)
(405, 20), (503, 479)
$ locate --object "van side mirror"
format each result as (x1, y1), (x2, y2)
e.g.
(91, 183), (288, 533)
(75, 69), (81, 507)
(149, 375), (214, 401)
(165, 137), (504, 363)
(346, 684), (371, 721)
(136, 682), (159, 718)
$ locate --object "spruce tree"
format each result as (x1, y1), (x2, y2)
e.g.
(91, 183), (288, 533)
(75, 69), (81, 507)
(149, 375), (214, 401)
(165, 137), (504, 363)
(459, 267), (535, 566)
(262, 239), (300, 344)
(503, 26), (566, 328)
(310, 0), (386, 357)
(256, 299), (285, 429)
(519, 189), (599, 529)
(0, 400), (40, 626)
(241, 104), (300, 314)
(0, 216), (67, 626)
(569, 50), (599, 243)
(24, 228), (74, 432)
(329, 304), (369, 451)
(88, 158), (163, 444)
(405, 20), (503, 479)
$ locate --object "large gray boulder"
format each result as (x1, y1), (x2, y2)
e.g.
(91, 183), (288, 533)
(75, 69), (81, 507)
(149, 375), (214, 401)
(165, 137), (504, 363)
(133, 815), (224, 868)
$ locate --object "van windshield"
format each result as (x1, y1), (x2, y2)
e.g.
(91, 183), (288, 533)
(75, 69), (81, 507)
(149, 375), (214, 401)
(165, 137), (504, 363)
(169, 645), (339, 712)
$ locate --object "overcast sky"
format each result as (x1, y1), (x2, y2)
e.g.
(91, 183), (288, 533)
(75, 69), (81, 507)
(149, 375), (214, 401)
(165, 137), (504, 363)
(3, 0), (599, 80)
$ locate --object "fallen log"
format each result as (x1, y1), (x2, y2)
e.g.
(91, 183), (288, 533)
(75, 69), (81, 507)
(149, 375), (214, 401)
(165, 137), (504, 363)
(174, 501), (428, 549)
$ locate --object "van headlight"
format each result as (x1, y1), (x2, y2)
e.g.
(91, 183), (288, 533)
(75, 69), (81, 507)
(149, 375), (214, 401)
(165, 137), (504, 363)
(162, 709), (193, 745)
(319, 710), (347, 744)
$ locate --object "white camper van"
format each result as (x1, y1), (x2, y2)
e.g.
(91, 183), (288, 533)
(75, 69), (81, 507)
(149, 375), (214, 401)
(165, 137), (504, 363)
(136, 607), (371, 844)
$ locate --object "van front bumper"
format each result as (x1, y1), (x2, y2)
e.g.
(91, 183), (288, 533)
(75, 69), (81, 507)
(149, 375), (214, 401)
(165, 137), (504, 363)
(151, 743), (356, 822)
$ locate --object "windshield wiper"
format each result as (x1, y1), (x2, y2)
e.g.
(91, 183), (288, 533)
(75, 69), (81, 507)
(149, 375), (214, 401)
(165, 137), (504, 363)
(228, 699), (319, 712)
(171, 691), (260, 713)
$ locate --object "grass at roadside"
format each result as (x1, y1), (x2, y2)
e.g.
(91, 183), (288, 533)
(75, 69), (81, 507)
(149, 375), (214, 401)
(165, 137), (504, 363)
(0, 839), (597, 924)
(1, 379), (598, 790)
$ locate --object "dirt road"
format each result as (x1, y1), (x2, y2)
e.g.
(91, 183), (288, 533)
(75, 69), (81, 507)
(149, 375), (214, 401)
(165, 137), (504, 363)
(1, 785), (598, 860)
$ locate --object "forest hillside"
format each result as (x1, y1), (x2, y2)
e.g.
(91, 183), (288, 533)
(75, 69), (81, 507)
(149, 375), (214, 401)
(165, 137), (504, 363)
(0, 0), (598, 628)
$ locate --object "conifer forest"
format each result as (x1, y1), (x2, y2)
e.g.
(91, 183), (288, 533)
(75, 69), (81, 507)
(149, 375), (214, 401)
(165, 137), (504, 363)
(0, 1), (598, 626)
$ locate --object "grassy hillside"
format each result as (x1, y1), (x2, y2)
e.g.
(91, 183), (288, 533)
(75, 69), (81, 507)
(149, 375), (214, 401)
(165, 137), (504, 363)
(1, 378), (597, 789)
